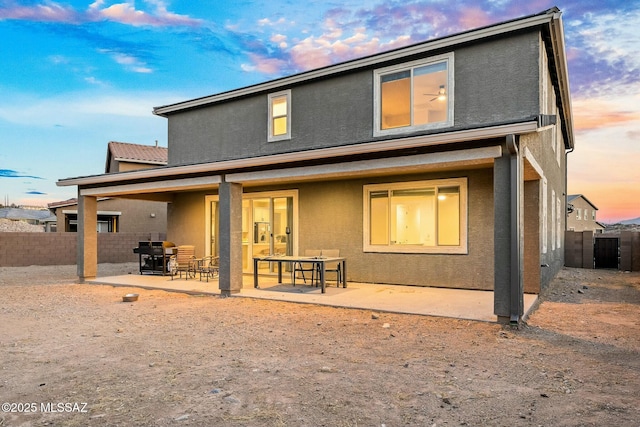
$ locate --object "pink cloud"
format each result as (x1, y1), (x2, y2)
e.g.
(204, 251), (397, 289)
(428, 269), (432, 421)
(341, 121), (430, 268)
(0, 0), (200, 27)
(573, 98), (640, 132)
(457, 7), (493, 29)
(289, 37), (334, 70)
(87, 1), (201, 27)
(288, 23), (414, 73)
(0, 2), (79, 23)
(243, 53), (288, 75)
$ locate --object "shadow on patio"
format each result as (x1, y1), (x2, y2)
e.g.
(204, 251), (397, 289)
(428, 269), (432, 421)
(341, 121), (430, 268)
(86, 273), (538, 323)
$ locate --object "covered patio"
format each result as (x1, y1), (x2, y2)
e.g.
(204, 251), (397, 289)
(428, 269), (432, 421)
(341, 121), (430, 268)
(86, 273), (538, 323)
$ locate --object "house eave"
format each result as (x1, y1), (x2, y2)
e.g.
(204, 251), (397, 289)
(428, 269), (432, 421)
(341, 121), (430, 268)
(114, 158), (167, 166)
(58, 121), (538, 188)
(546, 11), (575, 150)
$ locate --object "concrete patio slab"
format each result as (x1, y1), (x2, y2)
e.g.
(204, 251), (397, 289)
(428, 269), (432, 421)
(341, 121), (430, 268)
(87, 273), (538, 323)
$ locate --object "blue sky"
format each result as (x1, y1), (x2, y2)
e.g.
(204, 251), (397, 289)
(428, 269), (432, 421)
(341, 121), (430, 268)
(0, 0), (638, 222)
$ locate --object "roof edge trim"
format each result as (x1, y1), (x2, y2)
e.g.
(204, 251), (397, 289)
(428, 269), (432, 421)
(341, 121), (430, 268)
(153, 9), (558, 117)
(58, 121), (537, 188)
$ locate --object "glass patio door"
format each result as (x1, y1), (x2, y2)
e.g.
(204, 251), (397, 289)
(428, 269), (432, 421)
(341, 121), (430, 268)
(206, 191), (296, 274)
(248, 196), (294, 274)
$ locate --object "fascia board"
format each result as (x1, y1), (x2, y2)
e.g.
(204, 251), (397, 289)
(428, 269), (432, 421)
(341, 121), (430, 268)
(78, 176), (222, 197)
(548, 15), (574, 149)
(62, 210), (122, 215)
(59, 122), (537, 188)
(58, 121), (537, 188)
(227, 146), (502, 184)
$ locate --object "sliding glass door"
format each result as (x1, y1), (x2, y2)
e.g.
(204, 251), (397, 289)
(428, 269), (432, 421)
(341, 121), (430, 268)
(206, 191), (297, 274)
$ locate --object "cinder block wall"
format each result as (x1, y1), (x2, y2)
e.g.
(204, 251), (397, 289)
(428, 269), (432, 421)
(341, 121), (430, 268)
(0, 232), (166, 267)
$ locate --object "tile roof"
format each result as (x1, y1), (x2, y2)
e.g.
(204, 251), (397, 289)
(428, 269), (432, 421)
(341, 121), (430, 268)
(47, 198), (78, 209)
(47, 197), (110, 209)
(108, 141), (168, 165)
(567, 194), (598, 210)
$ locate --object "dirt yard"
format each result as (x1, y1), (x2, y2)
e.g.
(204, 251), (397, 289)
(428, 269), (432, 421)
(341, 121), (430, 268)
(0, 264), (638, 427)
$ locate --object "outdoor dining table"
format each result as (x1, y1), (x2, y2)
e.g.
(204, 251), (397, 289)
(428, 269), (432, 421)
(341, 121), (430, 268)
(253, 255), (347, 293)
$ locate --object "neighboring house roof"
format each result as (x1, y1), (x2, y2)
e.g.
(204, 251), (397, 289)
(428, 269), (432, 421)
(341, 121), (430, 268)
(41, 215), (58, 223)
(48, 198), (78, 209)
(0, 207), (52, 221)
(106, 141), (168, 172)
(568, 194), (598, 210)
(153, 7), (573, 150)
(47, 197), (111, 210)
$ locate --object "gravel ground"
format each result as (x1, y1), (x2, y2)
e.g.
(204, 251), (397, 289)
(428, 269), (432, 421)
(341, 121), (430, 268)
(0, 219), (45, 232)
(0, 265), (638, 427)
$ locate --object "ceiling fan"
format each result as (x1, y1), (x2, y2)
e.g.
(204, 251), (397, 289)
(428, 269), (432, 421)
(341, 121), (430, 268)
(424, 85), (447, 101)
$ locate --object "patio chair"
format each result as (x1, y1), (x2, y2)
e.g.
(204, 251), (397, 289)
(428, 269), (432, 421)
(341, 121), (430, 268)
(292, 249), (321, 286)
(169, 245), (196, 280)
(319, 249), (341, 287)
(197, 256), (219, 282)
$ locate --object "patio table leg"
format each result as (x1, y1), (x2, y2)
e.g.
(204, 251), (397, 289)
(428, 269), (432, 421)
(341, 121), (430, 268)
(320, 261), (326, 293)
(277, 260), (282, 283)
(254, 258), (259, 288)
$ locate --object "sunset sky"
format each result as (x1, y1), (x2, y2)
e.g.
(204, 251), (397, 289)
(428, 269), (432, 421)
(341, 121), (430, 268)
(0, 0), (638, 223)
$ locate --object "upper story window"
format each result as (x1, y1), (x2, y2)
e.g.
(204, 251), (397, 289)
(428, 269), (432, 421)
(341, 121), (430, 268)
(374, 53), (454, 137)
(268, 90), (291, 142)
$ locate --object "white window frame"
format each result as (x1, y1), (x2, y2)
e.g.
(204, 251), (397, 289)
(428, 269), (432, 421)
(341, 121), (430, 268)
(556, 123), (562, 166)
(542, 178), (548, 254)
(556, 196), (562, 249)
(373, 53), (454, 137)
(552, 189), (556, 251)
(363, 178), (468, 254)
(267, 89), (291, 142)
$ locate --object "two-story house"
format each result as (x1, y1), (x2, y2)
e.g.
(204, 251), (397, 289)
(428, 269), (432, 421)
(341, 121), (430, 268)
(567, 194), (605, 232)
(58, 7), (574, 324)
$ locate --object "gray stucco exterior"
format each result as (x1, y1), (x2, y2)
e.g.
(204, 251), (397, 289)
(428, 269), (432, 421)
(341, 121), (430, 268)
(167, 30), (542, 167)
(59, 8), (574, 323)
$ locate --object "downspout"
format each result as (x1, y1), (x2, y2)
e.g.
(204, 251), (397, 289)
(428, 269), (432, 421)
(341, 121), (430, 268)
(506, 134), (522, 324)
(565, 145), (574, 223)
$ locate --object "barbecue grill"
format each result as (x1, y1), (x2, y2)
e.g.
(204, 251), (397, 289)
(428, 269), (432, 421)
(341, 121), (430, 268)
(133, 241), (175, 275)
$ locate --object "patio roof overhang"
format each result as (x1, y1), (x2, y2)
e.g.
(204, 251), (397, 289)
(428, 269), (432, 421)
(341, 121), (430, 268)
(57, 121), (535, 199)
(76, 175), (221, 199)
(227, 145), (502, 187)
(69, 145), (502, 199)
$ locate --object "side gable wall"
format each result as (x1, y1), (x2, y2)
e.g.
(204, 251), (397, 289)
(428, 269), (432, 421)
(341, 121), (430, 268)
(167, 30), (541, 166)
